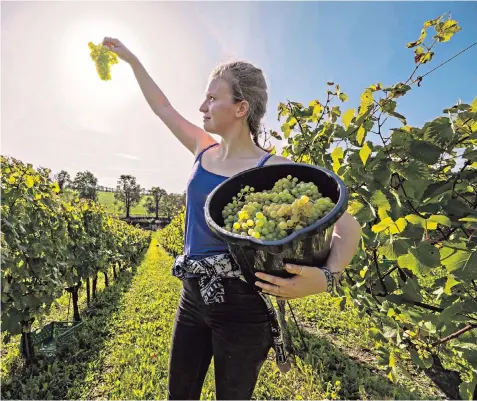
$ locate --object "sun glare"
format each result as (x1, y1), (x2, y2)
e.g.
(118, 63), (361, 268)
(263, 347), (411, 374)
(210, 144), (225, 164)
(59, 18), (148, 111)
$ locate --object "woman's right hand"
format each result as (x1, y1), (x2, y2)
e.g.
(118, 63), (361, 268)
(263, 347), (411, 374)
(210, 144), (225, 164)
(102, 37), (137, 64)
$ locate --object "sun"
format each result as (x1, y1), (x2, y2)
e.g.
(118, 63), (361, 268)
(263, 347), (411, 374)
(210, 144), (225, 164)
(58, 18), (149, 111)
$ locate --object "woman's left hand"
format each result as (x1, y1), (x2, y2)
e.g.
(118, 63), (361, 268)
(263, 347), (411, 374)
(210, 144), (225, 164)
(254, 264), (328, 301)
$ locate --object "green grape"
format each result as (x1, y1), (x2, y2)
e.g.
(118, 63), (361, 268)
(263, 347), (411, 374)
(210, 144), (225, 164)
(88, 42), (119, 81)
(278, 221), (288, 230)
(220, 175), (336, 240)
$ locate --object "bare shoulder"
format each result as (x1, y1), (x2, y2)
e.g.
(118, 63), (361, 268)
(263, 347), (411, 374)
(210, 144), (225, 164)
(195, 137), (219, 157)
(265, 154), (295, 165)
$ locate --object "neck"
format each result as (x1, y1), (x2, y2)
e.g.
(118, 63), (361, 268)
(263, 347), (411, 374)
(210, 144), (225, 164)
(216, 125), (263, 160)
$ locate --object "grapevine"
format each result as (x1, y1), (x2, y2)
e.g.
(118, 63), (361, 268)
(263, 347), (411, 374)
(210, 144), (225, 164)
(158, 206), (185, 256)
(1, 155), (150, 361)
(273, 12), (477, 399)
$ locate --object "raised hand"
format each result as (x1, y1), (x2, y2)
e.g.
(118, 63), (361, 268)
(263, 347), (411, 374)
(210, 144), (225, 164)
(102, 37), (137, 64)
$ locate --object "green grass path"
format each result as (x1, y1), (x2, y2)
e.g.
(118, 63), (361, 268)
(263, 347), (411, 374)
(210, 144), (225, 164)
(83, 233), (183, 399)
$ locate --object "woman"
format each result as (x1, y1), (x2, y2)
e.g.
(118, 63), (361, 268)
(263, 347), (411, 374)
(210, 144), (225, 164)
(103, 37), (362, 400)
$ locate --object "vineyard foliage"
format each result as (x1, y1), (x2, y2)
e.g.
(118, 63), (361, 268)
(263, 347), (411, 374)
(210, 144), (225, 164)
(160, 13), (477, 399)
(157, 206), (185, 256)
(272, 14), (477, 399)
(1, 155), (150, 358)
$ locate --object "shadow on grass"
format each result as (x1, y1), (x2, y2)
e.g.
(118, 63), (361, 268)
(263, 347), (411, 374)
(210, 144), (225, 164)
(1, 259), (144, 400)
(279, 321), (445, 400)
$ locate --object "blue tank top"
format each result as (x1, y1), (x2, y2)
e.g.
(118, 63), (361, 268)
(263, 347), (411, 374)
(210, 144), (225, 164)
(183, 142), (273, 261)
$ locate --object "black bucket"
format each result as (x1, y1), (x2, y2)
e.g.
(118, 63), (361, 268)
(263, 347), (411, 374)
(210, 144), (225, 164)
(204, 163), (348, 288)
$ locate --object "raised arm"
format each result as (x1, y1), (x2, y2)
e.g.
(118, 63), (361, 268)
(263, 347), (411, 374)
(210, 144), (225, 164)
(103, 37), (215, 155)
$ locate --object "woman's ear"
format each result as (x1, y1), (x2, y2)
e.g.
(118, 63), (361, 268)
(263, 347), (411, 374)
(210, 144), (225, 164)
(236, 100), (249, 118)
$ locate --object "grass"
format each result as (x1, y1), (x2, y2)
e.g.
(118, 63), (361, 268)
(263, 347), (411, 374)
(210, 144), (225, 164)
(97, 191), (152, 217)
(2, 231), (447, 400)
(84, 233), (182, 400)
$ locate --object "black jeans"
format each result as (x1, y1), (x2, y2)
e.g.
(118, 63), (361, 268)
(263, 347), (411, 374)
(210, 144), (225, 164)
(167, 277), (273, 400)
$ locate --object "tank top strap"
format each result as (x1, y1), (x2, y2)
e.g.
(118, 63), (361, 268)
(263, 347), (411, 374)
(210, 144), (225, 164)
(194, 142), (219, 165)
(256, 152), (274, 167)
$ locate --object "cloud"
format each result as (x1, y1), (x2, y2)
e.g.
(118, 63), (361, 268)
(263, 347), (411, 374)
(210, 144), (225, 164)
(114, 153), (140, 161)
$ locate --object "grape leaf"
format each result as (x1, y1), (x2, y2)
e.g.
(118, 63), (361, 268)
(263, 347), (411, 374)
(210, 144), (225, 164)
(360, 142), (372, 166)
(440, 243), (477, 281)
(342, 108), (355, 130)
(409, 140), (442, 165)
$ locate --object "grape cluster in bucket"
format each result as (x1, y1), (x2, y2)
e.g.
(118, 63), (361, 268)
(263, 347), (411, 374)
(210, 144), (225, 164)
(221, 175), (336, 241)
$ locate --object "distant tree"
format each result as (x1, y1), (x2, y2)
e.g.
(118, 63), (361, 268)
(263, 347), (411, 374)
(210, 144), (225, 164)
(144, 186), (168, 218)
(115, 175), (141, 218)
(54, 170), (71, 191)
(159, 191), (186, 219)
(72, 171), (98, 201)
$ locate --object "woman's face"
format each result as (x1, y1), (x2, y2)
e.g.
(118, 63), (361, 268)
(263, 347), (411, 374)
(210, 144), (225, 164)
(199, 77), (247, 135)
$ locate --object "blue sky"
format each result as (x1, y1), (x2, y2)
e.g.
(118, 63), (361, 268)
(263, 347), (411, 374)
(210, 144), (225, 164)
(245, 1), (477, 128)
(2, 1), (476, 193)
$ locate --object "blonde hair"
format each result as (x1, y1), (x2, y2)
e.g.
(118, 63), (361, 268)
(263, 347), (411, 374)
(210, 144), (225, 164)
(210, 61), (270, 152)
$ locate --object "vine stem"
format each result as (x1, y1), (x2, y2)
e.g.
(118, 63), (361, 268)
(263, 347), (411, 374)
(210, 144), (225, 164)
(431, 323), (477, 347)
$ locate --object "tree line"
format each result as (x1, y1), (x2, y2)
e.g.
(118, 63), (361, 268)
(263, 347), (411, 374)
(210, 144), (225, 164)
(53, 170), (185, 219)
